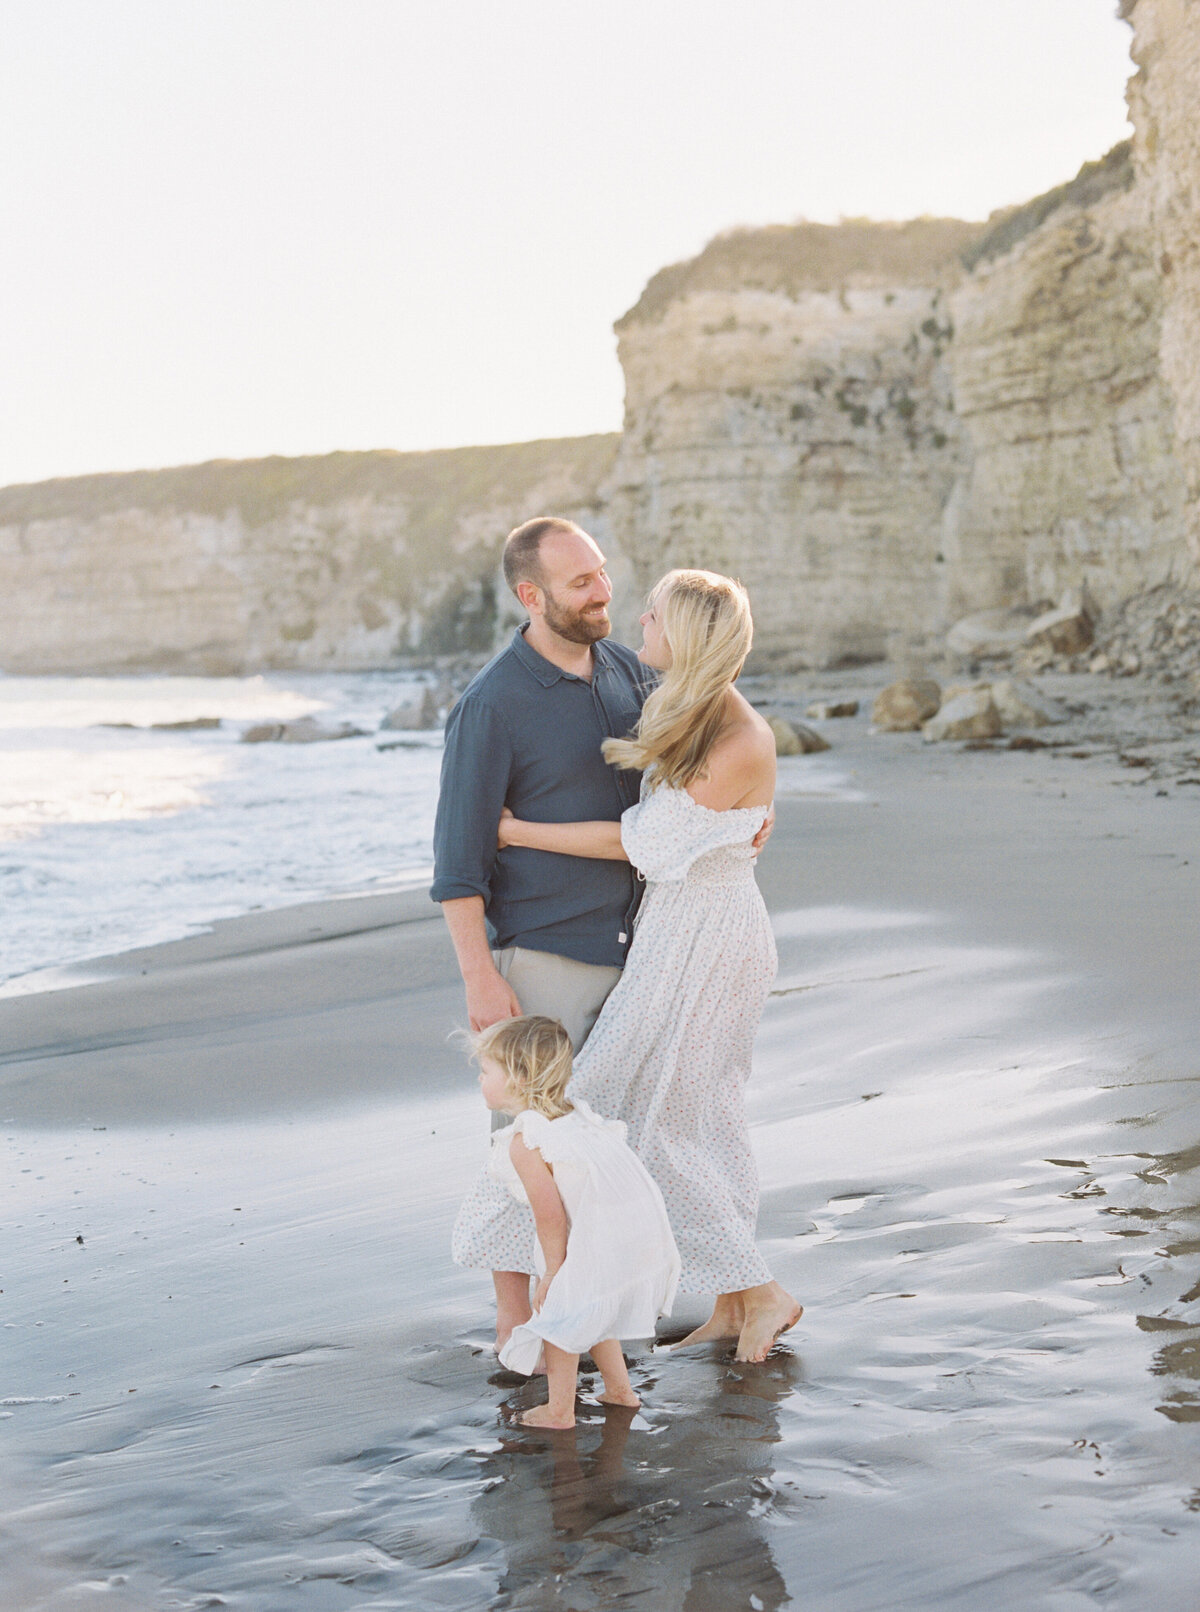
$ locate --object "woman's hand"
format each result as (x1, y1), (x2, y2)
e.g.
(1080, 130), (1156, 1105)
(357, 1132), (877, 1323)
(497, 806), (516, 849)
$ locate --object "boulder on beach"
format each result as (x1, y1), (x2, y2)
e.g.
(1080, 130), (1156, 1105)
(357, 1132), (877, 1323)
(946, 609), (1034, 661)
(871, 679), (942, 732)
(767, 715), (831, 756)
(922, 687), (1002, 743)
(989, 678), (1068, 728)
(241, 717), (367, 744)
(380, 685), (439, 731)
(805, 700), (859, 720)
(1025, 595), (1095, 658)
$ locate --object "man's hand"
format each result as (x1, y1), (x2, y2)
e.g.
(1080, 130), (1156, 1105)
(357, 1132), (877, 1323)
(441, 896), (522, 1031)
(751, 804), (776, 857)
(465, 965), (522, 1033)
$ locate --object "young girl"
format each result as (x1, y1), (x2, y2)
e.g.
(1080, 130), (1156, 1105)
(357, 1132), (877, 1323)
(468, 1014), (681, 1429)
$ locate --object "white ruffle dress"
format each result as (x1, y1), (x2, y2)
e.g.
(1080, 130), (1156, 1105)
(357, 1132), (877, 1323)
(452, 782), (777, 1296)
(492, 1098), (681, 1376)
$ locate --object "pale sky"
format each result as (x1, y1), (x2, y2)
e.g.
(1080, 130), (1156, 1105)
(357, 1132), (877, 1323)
(0, 1), (1134, 488)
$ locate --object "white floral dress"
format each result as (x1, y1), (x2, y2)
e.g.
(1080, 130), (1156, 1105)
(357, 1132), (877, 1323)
(451, 782), (777, 1294)
(490, 1098), (680, 1375)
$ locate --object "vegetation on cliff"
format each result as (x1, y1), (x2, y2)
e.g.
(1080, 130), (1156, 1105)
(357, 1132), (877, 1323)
(618, 217), (985, 328)
(0, 436), (619, 534)
(960, 141), (1134, 272)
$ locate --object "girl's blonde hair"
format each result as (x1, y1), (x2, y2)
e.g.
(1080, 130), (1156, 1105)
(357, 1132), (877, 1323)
(472, 1014), (574, 1119)
(603, 568), (753, 790)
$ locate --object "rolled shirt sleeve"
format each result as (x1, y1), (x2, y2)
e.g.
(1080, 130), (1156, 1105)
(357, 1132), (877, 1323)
(430, 694), (514, 903)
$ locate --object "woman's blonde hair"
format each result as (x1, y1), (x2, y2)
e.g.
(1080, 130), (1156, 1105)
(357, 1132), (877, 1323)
(472, 1014), (574, 1119)
(604, 568), (753, 790)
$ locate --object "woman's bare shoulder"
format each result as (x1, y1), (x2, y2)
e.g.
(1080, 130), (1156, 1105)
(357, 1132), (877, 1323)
(690, 692), (775, 807)
(717, 693), (776, 763)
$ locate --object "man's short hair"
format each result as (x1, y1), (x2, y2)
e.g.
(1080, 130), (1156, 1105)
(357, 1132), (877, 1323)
(502, 517), (584, 594)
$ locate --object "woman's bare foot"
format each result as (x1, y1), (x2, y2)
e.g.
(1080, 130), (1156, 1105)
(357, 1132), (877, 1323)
(520, 1402), (576, 1429)
(598, 1388), (640, 1409)
(674, 1293), (745, 1347)
(735, 1282), (802, 1363)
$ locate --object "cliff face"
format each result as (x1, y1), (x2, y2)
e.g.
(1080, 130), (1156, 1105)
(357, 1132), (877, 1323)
(606, 221), (978, 666)
(608, 135), (1196, 667)
(0, 438), (617, 674)
(1125, 0), (1200, 566)
(944, 161), (1187, 619)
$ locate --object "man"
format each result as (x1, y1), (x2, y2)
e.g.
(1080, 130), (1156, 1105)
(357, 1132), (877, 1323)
(431, 516), (653, 1346)
(432, 515), (651, 1039)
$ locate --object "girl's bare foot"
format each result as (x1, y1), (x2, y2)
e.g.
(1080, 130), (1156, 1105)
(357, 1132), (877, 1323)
(520, 1342), (579, 1428)
(590, 1338), (640, 1412)
(520, 1402), (576, 1429)
(674, 1293), (745, 1347)
(735, 1282), (802, 1363)
(598, 1388), (640, 1409)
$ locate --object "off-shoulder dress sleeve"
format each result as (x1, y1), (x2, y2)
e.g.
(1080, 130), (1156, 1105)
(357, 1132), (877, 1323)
(619, 787), (768, 883)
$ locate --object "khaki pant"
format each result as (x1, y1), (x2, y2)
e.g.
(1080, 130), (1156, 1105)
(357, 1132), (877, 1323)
(490, 946), (622, 1132)
(495, 945), (622, 1050)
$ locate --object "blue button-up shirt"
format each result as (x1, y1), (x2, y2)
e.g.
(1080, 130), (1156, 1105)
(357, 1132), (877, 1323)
(430, 626), (655, 967)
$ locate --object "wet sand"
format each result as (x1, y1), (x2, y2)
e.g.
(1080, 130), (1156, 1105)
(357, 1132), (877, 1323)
(3, 726), (1200, 1610)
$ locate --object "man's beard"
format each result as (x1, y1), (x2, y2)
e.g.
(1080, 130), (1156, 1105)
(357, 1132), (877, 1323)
(542, 590), (611, 645)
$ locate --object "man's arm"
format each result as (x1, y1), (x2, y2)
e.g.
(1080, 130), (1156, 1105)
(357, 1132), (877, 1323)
(430, 694), (520, 1029)
(441, 895), (521, 1031)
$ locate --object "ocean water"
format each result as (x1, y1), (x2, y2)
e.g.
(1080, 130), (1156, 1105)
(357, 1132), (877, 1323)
(0, 673), (444, 990)
(1, 672), (860, 993)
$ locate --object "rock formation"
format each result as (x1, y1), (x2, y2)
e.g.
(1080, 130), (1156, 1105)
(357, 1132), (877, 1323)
(604, 220), (980, 666)
(1124, 0), (1200, 569)
(605, 133), (1195, 670)
(944, 143), (1188, 621)
(0, 438), (617, 674)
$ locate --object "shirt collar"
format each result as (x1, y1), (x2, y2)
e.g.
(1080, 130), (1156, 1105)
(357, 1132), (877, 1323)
(509, 624), (618, 687)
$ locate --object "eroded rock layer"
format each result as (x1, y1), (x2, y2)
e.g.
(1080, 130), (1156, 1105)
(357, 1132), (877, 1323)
(606, 120), (1198, 665)
(1125, 0), (1200, 565)
(944, 171), (1186, 620)
(606, 221), (978, 666)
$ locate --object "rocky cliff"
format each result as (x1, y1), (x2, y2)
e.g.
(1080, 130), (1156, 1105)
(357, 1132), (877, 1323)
(943, 142), (1187, 622)
(605, 136), (1196, 668)
(0, 438), (617, 674)
(605, 220), (979, 666)
(1124, 0), (1200, 568)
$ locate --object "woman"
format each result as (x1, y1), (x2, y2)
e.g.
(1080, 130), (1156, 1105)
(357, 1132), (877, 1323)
(455, 569), (801, 1363)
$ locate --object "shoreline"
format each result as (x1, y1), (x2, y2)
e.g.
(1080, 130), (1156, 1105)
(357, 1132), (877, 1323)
(0, 872), (437, 1001)
(4, 658), (1194, 998)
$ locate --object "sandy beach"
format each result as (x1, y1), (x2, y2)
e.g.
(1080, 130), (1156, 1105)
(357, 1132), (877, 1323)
(4, 702), (1200, 1611)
